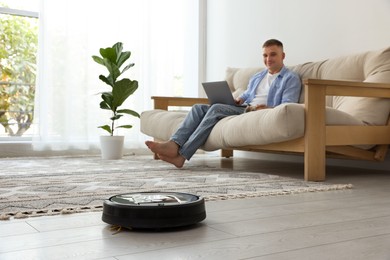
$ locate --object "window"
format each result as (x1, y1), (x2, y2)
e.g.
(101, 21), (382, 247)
(0, 0), (203, 152)
(0, 0), (39, 140)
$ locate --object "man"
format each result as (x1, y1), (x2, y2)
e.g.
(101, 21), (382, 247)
(145, 39), (301, 168)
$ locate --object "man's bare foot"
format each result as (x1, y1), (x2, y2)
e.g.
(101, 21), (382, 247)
(158, 154), (186, 168)
(145, 140), (179, 158)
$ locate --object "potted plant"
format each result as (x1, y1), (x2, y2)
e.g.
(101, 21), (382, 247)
(92, 42), (140, 159)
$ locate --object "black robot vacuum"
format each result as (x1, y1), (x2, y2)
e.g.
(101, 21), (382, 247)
(102, 192), (206, 229)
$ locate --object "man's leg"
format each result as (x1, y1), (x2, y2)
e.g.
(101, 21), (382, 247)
(179, 104), (245, 160)
(145, 104), (210, 157)
(158, 104), (244, 168)
(145, 140), (179, 158)
(158, 153), (186, 168)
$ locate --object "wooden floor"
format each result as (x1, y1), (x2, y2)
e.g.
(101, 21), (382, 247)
(1, 155), (390, 260)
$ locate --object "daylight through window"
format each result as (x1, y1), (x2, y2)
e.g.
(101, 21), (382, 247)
(0, 0), (39, 139)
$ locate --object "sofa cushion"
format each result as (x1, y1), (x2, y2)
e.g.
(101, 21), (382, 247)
(203, 103), (304, 150)
(140, 110), (187, 141)
(140, 104), (365, 151)
(332, 96), (390, 125)
(329, 47), (390, 125)
(225, 67), (262, 98)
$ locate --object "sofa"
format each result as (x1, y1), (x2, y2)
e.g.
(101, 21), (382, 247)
(140, 47), (390, 181)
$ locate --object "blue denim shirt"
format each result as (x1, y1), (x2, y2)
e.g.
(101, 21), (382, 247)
(239, 66), (302, 107)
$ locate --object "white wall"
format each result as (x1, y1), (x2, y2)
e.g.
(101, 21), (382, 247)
(206, 0), (390, 81)
(206, 0), (390, 170)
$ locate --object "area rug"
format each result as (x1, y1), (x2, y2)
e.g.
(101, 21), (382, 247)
(0, 155), (352, 220)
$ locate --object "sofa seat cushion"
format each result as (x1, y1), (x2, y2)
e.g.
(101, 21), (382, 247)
(203, 103), (304, 150)
(141, 104), (365, 151)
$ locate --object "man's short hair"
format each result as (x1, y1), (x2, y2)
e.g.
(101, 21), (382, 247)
(262, 39), (283, 49)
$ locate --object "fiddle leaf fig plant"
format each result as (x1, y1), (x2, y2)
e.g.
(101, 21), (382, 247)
(92, 42), (140, 136)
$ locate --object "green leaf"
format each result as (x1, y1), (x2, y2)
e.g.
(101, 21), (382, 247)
(99, 101), (111, 110)
(98, 125), (112, 134)
(100, 92), (113, 110)
(92, 55), (104, 65)
(117, 51), (131, 68)
(121, 62), (135, 75)
(112, 79), (138, 108)
(98, 75), (113, 87)
(101, 59), (120, 84)
(99, 46), (117, 63)
(101, 91), (113, 98)
(117, 109), (140, 118)
(113, 42), (123, 57)
(116, 125), (133, 129)
(110, 114), (123, 121)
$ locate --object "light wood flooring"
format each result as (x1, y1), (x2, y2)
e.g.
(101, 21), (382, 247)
(1, 154), (390, 260)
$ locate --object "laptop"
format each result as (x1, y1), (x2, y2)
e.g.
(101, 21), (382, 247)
(202, 81), (246, 107)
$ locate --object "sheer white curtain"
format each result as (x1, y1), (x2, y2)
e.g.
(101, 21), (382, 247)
(33, 0), (199, 151)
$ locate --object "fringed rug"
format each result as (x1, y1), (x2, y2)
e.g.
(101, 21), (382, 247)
(0, 155), (352, 220)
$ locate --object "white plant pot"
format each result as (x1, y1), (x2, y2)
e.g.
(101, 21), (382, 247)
(100, 136), (125, 160)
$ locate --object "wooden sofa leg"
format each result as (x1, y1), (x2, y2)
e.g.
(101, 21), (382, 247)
(304, 151), (325, 181)
(304, 80), (326, 181)
(221, 149), (233, 158)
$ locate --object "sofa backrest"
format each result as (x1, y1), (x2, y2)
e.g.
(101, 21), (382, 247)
(225, 47), (390, 125)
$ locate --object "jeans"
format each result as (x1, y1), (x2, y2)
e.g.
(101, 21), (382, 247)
(171, 103), (246, 160)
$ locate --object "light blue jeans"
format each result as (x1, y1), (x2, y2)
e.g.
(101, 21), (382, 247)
(171, 103), (246, 160)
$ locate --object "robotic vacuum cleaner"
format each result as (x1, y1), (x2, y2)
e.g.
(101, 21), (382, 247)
(102, 192), (206, 229)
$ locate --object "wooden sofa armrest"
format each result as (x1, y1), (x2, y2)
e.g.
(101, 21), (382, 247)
(304, 79), (390, 98)
(303, 78), (390, 181)
(304, 79), (390, 139)
(151, 96), (209, 110)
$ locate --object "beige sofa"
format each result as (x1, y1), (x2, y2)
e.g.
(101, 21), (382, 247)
(141, 47), (390, 181)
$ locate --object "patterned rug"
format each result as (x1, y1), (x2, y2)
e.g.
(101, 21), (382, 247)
(0, 155), (352, 220)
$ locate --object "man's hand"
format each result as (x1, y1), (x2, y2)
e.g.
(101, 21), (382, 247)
(254, 104), (268, 110)
(235, 98), (244, 105)
(245, 104), (269, 112)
